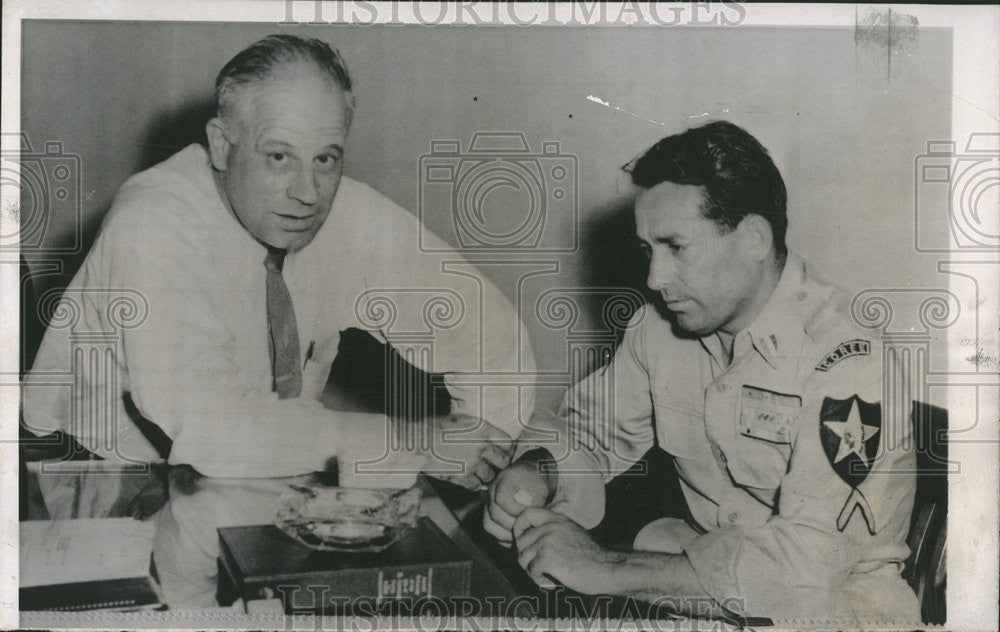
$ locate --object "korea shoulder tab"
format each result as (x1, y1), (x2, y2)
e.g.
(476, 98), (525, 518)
(815, 338), (871, 372)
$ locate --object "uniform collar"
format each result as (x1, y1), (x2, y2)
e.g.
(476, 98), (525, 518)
(701, 252), (810, 371)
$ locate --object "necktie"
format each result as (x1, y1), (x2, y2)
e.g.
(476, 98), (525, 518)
(264, 249), (302, 398)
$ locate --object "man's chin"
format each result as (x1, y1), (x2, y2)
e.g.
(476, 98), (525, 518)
(269, 230), (318, 252)
(671, 312), (713, 337)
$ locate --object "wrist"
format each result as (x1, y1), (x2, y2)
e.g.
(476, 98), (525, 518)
(600, 550), (643, 596)
(599, 549), (630, 594)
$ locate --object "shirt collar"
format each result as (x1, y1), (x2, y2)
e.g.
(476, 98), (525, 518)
(700, 252), (809, 371)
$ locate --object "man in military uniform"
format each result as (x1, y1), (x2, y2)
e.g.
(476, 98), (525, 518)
(484, 121), (919, 624)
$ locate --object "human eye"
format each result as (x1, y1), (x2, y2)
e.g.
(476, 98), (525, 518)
(663, 237), (687, 255)
(266, 151), (288, 168)
(637, 241), (652, 259)
(315, 153), (340, 172)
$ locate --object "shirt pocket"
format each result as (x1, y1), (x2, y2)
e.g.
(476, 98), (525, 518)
(300, 335), (338, 401)
(724, 434), (792, 494)
(652, 396), (711, 460)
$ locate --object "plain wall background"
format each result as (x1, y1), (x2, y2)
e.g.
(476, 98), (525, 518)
(21, 21), (953, 413)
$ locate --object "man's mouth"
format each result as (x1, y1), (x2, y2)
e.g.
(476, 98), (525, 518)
(276, 213), (316, 231)
(664, 297), (692, 310)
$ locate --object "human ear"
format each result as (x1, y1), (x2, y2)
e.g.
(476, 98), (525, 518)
(205, 117), (232, 172)
(737, 214), (774, 262)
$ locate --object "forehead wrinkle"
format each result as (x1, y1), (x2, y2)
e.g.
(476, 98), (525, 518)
(225, 65), (350, 141)
(228, 98), (348, 157)
(255, 126), (346, 157)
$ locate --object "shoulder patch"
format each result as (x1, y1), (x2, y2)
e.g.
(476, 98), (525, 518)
(815, 339), (871, 372)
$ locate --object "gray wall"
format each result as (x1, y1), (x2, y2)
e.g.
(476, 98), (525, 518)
(21, 21), (953, 412)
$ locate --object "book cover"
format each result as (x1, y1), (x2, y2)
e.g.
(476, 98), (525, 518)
(218, 517), (472, 613)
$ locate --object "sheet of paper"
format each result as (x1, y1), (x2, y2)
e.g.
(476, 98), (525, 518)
(20, 518), (154, 588)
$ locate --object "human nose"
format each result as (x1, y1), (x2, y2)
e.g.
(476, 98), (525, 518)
(646, 251), (677, 292)
(287, 164), (320, 205)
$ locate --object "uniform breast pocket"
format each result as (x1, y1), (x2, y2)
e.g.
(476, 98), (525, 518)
(725, 435), (792, 494)
(653, 397), (711, 460)
(724, 385), (798, 492)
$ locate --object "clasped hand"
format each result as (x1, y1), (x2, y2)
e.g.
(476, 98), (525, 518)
(420, 413), (514, 490)
(485, 461), (619, 594)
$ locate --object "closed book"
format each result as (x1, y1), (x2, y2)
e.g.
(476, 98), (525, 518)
(218, 517), (471, 613)
(19, 518), (164, 612)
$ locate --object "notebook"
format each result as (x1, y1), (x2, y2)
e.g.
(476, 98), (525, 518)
(20, 518), (165, 611)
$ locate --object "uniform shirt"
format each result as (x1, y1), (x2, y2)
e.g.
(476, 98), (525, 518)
(519, 254), (919, 623)
(23, 144), (535, 477)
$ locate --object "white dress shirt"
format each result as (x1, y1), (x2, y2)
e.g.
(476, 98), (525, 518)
(23, 144), (536, 478)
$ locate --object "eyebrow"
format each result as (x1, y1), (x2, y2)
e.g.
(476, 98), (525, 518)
(258, 139), (344, 154)
(637, 233), (683, 246)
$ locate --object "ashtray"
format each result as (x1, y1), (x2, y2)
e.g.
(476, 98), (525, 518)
(274, 484), (423, 553)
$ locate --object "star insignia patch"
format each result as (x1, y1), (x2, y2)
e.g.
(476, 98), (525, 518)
(820, 395), (882, 534)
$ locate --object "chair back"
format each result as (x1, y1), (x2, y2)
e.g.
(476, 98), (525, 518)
(903, 401), (947, 625)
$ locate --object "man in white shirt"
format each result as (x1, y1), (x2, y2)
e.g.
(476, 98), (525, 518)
(484, 121), (919, 625)
(23, 34), (534, 606)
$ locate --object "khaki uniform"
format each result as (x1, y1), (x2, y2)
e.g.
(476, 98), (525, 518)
(520, 254), (920, 624)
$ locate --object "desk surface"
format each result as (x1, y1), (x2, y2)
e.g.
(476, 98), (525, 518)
(21, 385), (693, 624)
(421, 477), (693, 622)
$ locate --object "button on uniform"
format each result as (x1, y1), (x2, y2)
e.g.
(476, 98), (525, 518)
(717, 506), (742, 526)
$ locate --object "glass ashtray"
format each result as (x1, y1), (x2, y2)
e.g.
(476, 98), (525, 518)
(274, 484), (422, 553)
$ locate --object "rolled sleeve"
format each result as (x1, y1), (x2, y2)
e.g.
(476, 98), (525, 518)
(683, 520), (853, 619)
(515, 308), (656, 529)
(337, 185), (538, 440)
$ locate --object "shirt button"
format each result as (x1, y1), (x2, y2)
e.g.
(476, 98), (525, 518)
(727, 511), (740, 523)
(797, 291), (808, 301)
(715, 383), (726, 393)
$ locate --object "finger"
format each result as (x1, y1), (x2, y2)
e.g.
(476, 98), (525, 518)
(514, 521), (557, 553)
(487, 492), (519, 530)
(536, 575), (558, 590)
(482, 510), (514, 545)
(516, 534), (540, 570)
(488, 437), (515, 459)
(483, 423), (514, 450)
(444, 472), (482, 491)
(513, 506), (556, 540)
(524, 550), (559, 590)
(472, 459), (497, 485)
(480, 443), (512, 471)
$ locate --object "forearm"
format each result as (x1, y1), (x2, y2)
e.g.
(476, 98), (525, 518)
(168, 398), (399, 478)
(605, 551), (727, 619)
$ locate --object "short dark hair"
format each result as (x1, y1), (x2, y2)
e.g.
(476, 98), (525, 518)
(627, 121), (788, 259)
(215, 34), (355, 122)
